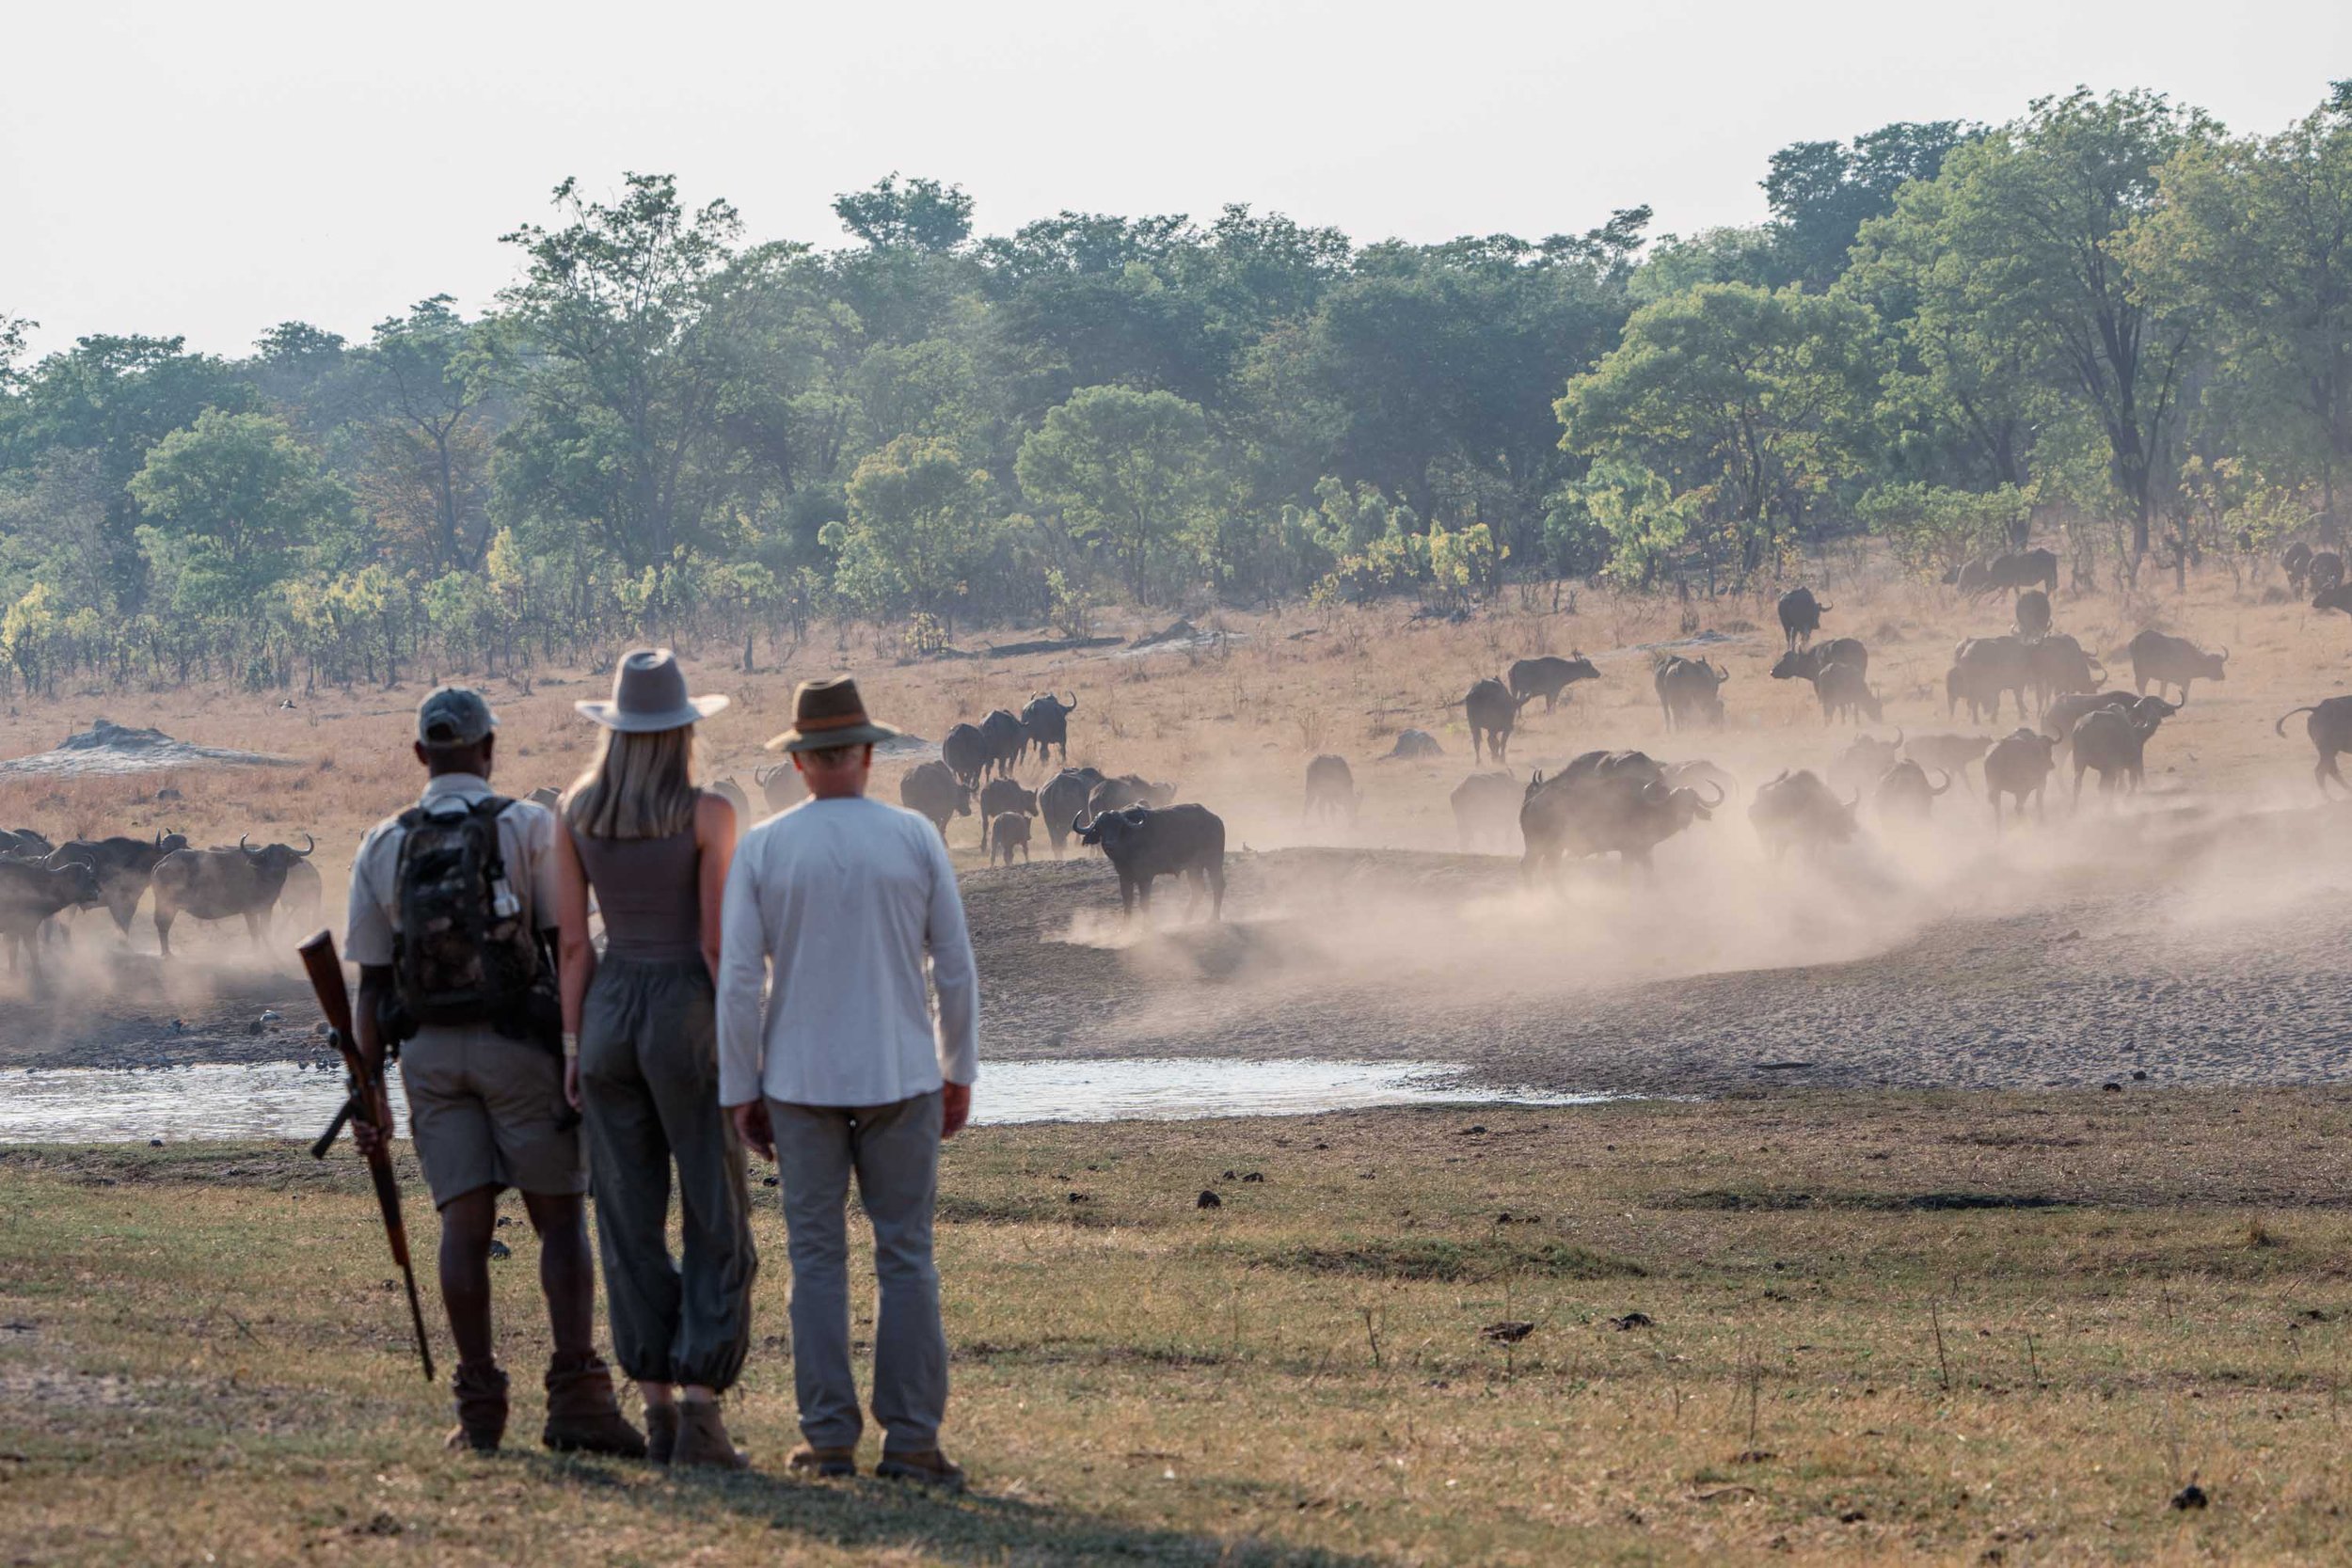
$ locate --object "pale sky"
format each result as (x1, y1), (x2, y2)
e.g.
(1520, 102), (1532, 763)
(6, 0), (2346, 360)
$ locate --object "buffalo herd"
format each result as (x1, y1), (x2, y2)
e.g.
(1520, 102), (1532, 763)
(0, 829), (317, 969)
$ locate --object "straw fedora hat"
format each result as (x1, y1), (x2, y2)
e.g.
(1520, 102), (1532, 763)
(764, 674), (900, 752)
(575, 649), (730, 733)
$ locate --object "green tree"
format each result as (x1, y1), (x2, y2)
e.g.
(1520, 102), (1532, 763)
(1763, 121), (1974, 291)
(1016, 386), (1219, 601)
(833, 173), (975, 254)
(350, 296), (498, 571)
(823, 436), (996, 635)
(126, 409), (358, 613)
(1557, 283), (1878, 578)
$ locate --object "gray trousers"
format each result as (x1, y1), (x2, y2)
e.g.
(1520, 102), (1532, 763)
(769, 1089), (946, 1452)
(580, 957), (757, 1391)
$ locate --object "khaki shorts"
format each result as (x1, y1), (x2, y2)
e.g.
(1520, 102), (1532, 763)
(398, 1024), (585, 1208)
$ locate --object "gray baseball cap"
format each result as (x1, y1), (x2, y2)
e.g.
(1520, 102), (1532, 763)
(417, 686), (499, 746)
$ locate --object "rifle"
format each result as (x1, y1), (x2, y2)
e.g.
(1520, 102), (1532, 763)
(300, 929), (435, 1382)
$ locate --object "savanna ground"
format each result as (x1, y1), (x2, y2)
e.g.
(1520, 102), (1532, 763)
(9, 555), (2352, 1561)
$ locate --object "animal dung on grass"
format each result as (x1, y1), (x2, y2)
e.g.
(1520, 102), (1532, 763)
(1610, 1311), (1654, 1331)
(1481, 1320), (1535, 1344)
(1196, 1190), (1222, 1209)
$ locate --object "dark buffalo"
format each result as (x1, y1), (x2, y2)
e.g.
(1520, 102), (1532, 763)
(2285, 541), (2314, 592)
(2027, 634), (2106, 715)
(1084, 774), (1178, 825)
(1654, 656), (1728, 732)
(275, 856), (326, 933)
(2013, 589), (2052, 641)
(1464, 676), (1530, 763)
(1874, 759), (1953, 822)
(1947, 636), (2034, 723)
(0, 859), (100, 972)
(1905, 733), (1992, 783)
(1778, 587), (1830, 651)
(2071, 705), (2169, 801)
(1830, 729), (1906, 800)
(985, 812), (1032, 867)
(2277, 698), (2352, 796)
(1661, 758), (1738, 799)
(2316, 582), (2352, 617)
(45, 832), (190, 934)
(899, 761), (973, 839)
(1020, 691), (1079, 765)
(0, 829), (52, 859)
(1074, 803), (1227, 921)
(978, 778), (1039, 821)
(979, 709), (1027, 779)
(1769, 637), (1869, 683)
(1984, 548), (2058, 595)
(941, 724), (992, 792)
(2312, 551), (2347, 598)
(754, 763), (805, 814)
(1984, 730), (2059, 828)
(1039, 767), (1106, 857)
(1303, 754), (1359, 825)
(1449, 770), (1520, 851)
(1519, 765), (1718, 876)
(1811, 659), (1882, 725)
(2127, 630), (2227, 701)
(1506, 655), (1600, 712)
(151, 834), (315, 958)
(1947, 558), (1994, 597)
(1748, 770), (1860, 860)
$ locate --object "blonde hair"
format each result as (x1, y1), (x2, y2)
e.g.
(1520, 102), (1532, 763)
(564, 725), (699, 840)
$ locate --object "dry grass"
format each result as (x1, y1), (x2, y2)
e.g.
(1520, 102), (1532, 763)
(8, 1088), (2352, 1563)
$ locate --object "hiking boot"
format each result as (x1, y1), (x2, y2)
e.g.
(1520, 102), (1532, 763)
(644, 1403), (680, 1465)
(670, 1398), (749, 1470)
(787, 1442), (857, 1478)
(445, 1359), (509, 1453)
(540, 1352), (646, 1458)
(876, 1449), (966, 1492)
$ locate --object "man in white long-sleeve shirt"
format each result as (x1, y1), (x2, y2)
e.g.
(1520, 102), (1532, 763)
(719, 676), (978, 1490)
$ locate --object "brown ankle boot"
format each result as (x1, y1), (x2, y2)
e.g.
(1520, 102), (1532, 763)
(445, 1360), (508, 1453)
(671, 1398), (749, 1470)
(876, 1448), (966, 1492)
(644, 1403), (680, 1465)
(541, 1353), (646, 1458)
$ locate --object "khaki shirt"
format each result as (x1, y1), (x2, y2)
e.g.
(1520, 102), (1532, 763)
(344, 773), (561, 967)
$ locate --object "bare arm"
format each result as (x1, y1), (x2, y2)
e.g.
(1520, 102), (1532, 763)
(552, 819), (596, 1040)
(694, 790), (738, 985)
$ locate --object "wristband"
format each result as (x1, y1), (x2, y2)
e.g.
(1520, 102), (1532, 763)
(562, 1031), (580, 1060)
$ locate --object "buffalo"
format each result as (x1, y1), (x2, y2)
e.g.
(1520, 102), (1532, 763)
(1811, 659), (1883, 725)
(1661, 758), (1738, 799)
(1039, 767), (1106, 856)
(2285, 541), (2314, 592)
(1506, 655), (1600, 712)
(985, 812), (1033, 866)
(1947, 636), (2034, 723)
(1778, 586), (1829, 651)
(979, 709), (1027, 779)
(2071, 705), (2168, 801)
(899, 761), (973, 839)
(2027, 634), (2106, 715)
(2316, 582), (2352, 617)
(1303, 754), (1359, 826)
(1020, 691), (1079, 765)
(0, 859), (100, 972)
(1748, 770), (1860, 860)
(1654, 656), (1728, 732)
(275, 856), (325, 933)
(941, 723), (992, 792)
(2013, 589), (2052, 641)
(2276, 698), (2352, 796)
(45, 831), (190, 935)
(1769, 637), (1869, 683)
(2313, 550), (2347, 599)
(1449, 770), (1520, 851)
(1984, 548), (2059, 596)
(754, 763), (805, 814)
(1519, 761), (1718, 876)
(978, 778), (1039, 822)
(1874, 758), (1953, 822)
(1084, 774), (1178, 825)
(1905, 733), (1992, 783)
(2043, 690), (2148, 757)
(0, 829), (51, 859)
(1464, 676), (1530, 763)
(1984, 730), (2059, 827)
(2127, 630), (2226, 702)
(1075, 803), (1227, 921)
(151, 834), (315, 958)
(1830, 730), (1906, 800)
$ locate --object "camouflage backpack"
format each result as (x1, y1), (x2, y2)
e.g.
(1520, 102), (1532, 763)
(391, 796), (540, 1031)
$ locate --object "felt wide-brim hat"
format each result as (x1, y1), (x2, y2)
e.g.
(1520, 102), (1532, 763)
(575, 648), (730, 733)
(764, 674), (900, 752)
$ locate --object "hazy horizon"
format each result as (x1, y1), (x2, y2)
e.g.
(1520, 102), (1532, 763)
(6, 0), (2346, 360)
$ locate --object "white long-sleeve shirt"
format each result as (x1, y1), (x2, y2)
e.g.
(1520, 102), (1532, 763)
(717, 795), (979, 1109)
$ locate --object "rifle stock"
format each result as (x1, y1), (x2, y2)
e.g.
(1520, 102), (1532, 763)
(299, 929), (435, 1382)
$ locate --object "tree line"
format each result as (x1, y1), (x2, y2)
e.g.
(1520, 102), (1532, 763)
(2, 83), (2348, 697)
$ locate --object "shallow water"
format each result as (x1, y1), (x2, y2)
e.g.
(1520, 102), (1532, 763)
(0, 1058), (1604, 1145)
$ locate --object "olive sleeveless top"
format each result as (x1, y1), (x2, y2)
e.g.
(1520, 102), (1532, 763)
(571, 797), (703, 963)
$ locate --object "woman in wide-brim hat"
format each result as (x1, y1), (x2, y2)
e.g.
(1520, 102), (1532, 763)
(550, 648), (757, 1470)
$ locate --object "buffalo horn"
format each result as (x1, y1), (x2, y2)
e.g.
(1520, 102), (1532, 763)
(1070, 812), (1089, 836)
(298, 832), (315, 857)
(238, 832), (250, 851)
(2217, 645), (2230, 662)
(1890, 725), (1904, 750)
(1062, 690), (1077, 712)
(1696, 779), (1726, 808)
(1708, 659), (1729, 681)
(1928, 768), (1953, 796)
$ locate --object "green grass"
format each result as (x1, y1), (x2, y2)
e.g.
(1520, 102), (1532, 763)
(8, 1088), (2352, 1563)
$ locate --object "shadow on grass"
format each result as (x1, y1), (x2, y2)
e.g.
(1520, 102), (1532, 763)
(529, 1451), (1384, 1567)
